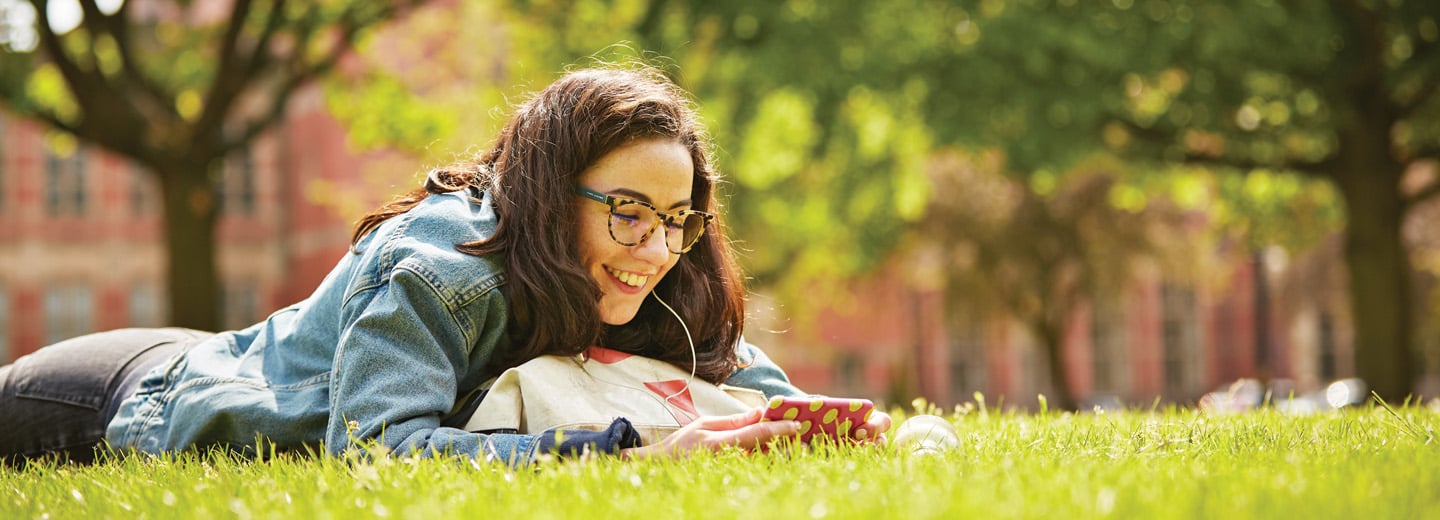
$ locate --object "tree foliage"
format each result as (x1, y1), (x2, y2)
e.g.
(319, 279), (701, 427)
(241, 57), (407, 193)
(0, 0), (422, 330)
(925, 150), (1200, 408)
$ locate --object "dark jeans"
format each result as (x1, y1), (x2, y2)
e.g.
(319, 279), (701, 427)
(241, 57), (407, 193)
(0, 328), (213, 467)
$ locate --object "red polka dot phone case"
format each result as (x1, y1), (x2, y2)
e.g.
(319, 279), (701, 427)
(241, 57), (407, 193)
(761, 396), (875, 443)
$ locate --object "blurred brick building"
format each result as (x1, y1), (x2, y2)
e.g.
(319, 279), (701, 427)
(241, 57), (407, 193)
(752, 248), (1360, 409)
(0, 86), (365, 361)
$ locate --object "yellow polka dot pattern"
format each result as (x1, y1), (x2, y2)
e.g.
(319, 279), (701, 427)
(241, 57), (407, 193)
(760, 396), (876, 444)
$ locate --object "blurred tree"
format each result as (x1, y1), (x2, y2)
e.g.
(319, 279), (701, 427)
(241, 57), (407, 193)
(0, 0), (422, 331)
(495, 0), (1439, 401)
(323, 1), (511, 162)
(931, 0), (1440, 402)
(1405, 164), (1440, 385)
(923, 151), (1218, 409)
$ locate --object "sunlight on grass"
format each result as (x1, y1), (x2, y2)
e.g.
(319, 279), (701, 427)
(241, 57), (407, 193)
(4, 407), (1437, 519)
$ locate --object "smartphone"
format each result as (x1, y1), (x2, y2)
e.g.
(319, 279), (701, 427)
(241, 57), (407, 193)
(761, 396), (875, 444)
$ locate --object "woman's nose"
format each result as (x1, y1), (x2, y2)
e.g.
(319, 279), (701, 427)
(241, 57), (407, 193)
(633, 224), (672, 263)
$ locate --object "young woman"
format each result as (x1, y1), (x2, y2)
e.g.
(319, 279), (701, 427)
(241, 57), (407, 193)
(0, 66), (891, 467)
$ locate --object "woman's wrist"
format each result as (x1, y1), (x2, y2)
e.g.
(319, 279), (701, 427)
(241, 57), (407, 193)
(619, 445), (654, 460)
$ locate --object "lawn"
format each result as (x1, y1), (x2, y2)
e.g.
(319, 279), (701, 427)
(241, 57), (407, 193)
(4, 402), (1437, 519)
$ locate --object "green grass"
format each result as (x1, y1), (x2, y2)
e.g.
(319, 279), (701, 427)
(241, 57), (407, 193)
(4, 405), (1438, 519)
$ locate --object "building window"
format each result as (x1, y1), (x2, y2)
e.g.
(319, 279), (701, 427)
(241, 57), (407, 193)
(836, 352), (863, 394)
(948, 313), (987, 403)
(1212, 299), (1238, 383)
(1161, 284), (1200, 398)
(45, 147), (87, 216)
(129, 284), (164, 327)
(0, 113), (7, 213)
(220, 146), (256, 216)
(1020, 338), (1043, 399)
(220, 281), (259, 331)
(0, 285), (9, 363)
(45, 285), (93, 345)
(1090, 298), (1127, 394)
(1318, 311), (1336, 381)
(130, 163), (159, 217)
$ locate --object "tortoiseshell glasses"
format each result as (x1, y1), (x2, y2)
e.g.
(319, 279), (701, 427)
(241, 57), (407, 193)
(577, 186), (715, 254)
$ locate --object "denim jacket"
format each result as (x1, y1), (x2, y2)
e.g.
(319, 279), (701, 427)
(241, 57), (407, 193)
(105, 188), (802, 466)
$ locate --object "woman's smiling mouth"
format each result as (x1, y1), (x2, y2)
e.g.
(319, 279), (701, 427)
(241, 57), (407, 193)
(606, 266), (652, 288)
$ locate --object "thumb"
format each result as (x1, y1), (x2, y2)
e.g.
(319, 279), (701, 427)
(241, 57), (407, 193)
(695, 408), (764, 430)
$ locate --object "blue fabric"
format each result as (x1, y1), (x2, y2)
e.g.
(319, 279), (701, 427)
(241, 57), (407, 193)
(728, 339), (805, 399)
(0, 328), (209, 466)
(534, 418), (645, 459)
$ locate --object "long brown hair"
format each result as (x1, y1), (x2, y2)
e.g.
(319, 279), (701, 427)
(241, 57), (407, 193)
(351, 67), (746, 383)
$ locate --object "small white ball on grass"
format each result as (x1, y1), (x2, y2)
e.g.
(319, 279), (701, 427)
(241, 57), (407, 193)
(892, 414), (960, 455)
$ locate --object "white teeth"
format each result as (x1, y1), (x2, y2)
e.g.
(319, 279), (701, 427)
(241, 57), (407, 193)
(607, 267), (649, 287)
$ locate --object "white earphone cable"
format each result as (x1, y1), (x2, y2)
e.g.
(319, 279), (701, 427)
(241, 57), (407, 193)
(573, 291), (699, 422)
(651, 292), (697, 402)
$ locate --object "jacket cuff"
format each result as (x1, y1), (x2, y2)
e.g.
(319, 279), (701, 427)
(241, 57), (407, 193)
(533, 417), (644, 460)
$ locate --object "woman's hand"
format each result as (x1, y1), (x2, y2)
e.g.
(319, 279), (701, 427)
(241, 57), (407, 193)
(853, 409), (893, 444)
(620, 408), (799, 460)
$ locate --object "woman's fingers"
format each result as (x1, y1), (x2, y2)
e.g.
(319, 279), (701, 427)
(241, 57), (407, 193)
(690, 408), (763, 430)
(686, 408), (799, 450)
(854, 410), (894, 444)
(711, 417), (801, 450)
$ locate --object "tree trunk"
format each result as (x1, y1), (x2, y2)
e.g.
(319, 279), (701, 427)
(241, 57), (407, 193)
(1334, 145), (1414, 402)
(1036, 325), (1078, 411)
(157, 162), (221, 332)
(1322, 0), (1417, 403)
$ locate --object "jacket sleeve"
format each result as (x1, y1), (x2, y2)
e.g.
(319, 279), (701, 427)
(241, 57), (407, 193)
(723, 337), (806, 398)
(325, 262), (541, 467)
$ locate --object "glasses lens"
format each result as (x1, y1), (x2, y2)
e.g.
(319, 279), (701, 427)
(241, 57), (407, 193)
(679, 213), (706, 251)
(609, 202), (657, 246)
(660, 216), (691, 253)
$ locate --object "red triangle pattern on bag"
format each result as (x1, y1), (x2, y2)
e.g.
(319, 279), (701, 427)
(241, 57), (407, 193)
(585, 346), (633, 364)
(644, 380), (698, 425)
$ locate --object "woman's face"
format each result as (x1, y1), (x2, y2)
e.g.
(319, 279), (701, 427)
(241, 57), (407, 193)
(576, 138), (695, 325)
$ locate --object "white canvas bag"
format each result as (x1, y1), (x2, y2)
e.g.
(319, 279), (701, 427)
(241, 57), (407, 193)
(461, 346), (768, 444)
